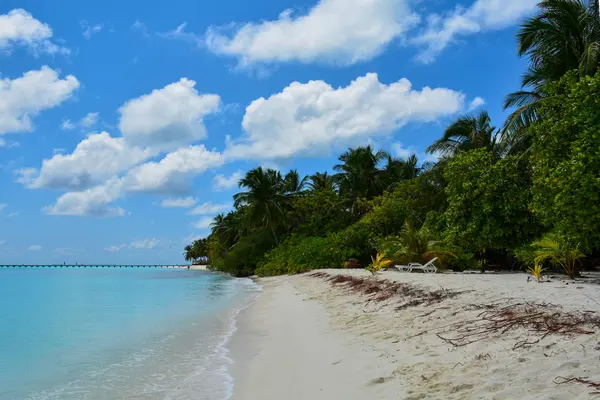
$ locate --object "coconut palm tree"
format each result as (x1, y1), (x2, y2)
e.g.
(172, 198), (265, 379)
(503, 0), (600, 149)
(184, 245), (195, 263)
(233, 167), (288, 244)
(308, 172), (335, 192)
(210, 212), (243, 249)
(426, 111), (499, 158)
(334, 146), (388, 199)
(283, 169), (308, 195)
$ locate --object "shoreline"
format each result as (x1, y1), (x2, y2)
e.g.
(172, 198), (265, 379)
(227, 270), (600, 399)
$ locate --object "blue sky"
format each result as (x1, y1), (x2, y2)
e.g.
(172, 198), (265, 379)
(0, 0), (536, 264)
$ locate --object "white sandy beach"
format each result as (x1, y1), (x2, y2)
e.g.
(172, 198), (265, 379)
(229, 270), (600, 399)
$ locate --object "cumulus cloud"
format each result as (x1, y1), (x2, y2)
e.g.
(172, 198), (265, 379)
(0, 66), (80, 135)
(19, 132), (155, 190)
(468, 96), (486, 112)
(225, 73), (465, 160)
(413, 0), (538, 63)
(118, 78), (221, 148)
(42, 178), (126, 217)
(188, 201), (231, 216)
(193, 216), (214, 229)
(205, 0), (418, 67)
(130, 238), (160, 249)
(0, 9), (69, 55)
(28, 245), (42, 251)
(124, 145), (224, 193)
(213, 170), (242, 191)
(39, 145), (223, 217)
(160, 196), (197, 208)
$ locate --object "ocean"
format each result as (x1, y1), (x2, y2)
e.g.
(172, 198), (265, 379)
(0, 267), (261, 400)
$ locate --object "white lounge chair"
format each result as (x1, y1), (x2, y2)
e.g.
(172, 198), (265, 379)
(394, 257), (438, 273)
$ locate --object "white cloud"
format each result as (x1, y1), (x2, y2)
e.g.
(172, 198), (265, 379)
(42, 178), (126, 217)
(160, 196), (197, 208)
(38, 145), (223, 217)
(413, 0), (538, 63)
(188, 201), (231, 215)
(80, 112), (99, 128)
(213, 170), (242, 191)
(124, 145), (224, 193)
(131, 20), (150, 37)
(205, 0), (418, 67)
(225, 73), (465, 160)
(392, 142), (438, 164)
(28, 245), (41, 251)
(0, 66), (80, 135)
(60, 119), (76, 130)
(6, 211), (19, 218)
(468, 96), (486, 112)
(80, 20), (103, 39)
(0, 9), (69, 55)
(118, 78), (221, 148)
(105, 244), (126, 252)
(392, 142), (417, 159)
(193, 216), (214, 229)
(130, 238), (160, 249)
(19, 132), (155, 190)
(160, 23), (203, 46)
(61, 112), (100, 130)
(0, 204), (6, 212)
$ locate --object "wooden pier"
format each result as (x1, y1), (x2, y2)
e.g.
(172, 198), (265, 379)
(0, 265), (191, 268)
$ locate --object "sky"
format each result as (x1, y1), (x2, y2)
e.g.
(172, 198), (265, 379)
(0, 0), (537, 264)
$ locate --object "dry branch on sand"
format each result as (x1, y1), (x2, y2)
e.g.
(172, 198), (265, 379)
(308, 272), (466, 309)
(554, 377), (600, 395)
(435, 302), (600, 349)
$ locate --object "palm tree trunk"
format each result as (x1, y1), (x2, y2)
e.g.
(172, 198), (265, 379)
(271, 227), (279, 245)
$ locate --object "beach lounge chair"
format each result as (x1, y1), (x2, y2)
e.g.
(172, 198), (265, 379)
(394, 257), (438, 273)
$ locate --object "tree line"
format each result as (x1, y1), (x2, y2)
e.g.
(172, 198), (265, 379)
(184, 0), (600, 278)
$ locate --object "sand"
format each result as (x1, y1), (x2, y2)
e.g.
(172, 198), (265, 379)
(228, 270), (600, 399)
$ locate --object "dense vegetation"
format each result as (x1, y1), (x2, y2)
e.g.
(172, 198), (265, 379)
(185, 0), (600, 278)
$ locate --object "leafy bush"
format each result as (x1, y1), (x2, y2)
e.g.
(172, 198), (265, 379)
(216, 229), (276, 277)
(256, 234), (358, 276)
(529, 71), (600, 251)
(443, 148), (538, 254)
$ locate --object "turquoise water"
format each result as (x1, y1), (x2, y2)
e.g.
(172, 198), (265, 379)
(0, 268), (261, 400)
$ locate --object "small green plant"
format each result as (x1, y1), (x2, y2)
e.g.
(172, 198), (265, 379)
(366, 253), (391, 275)
(528, 263), (545, 282)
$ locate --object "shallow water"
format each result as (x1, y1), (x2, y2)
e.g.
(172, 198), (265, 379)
(0, 268), (261, 400)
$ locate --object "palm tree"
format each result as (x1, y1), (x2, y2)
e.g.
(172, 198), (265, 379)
(378, 222), (456, 266)
(381, 153), (422, 190)
(530, 233), (584, 278)
(334, 145), (388, 200)
(283, 169), (308, 195)
(503, 0), (600, 148)
(210, 212), (243, 248)
(184, 245), (195, 263)
(427, 111), (499, 158)
(308, 172), (335, 192)
(233, 167), (288, 244)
